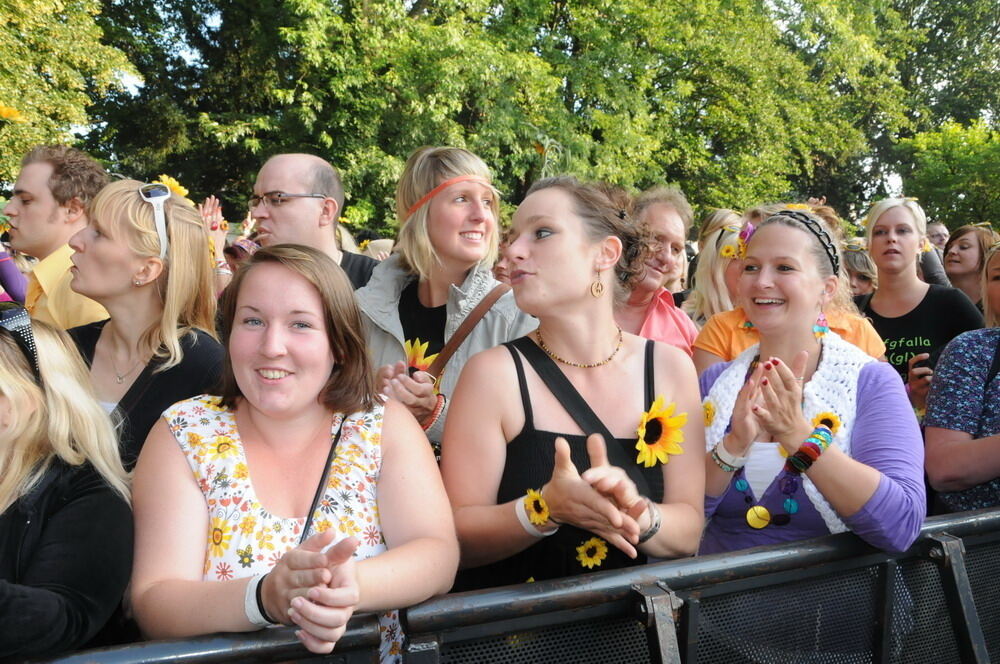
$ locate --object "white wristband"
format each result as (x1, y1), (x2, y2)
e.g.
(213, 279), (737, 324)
(244, 574), (273, 627)
(514, 495), (558, 537)
(715, 436), (750, 470)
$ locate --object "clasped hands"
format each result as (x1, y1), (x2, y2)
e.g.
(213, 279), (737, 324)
(730, 351), (815, 457)
(262, 531), (360, 654)
(377, 361), (437, 422)
(542, 434), (651, 558)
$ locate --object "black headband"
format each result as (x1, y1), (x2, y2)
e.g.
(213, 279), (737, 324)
(0, 303), (41, 383)
(766, 210), (840, 274)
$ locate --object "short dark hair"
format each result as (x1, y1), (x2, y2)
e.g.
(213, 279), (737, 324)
(310, 159), (345, 223)
(217, 244), (377, 414)
(21, 145), (108, 206)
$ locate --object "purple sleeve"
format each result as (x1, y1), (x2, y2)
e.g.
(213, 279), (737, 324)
(841, 362), (926, 553)
(700, 361), (733, 516)
(0, 252), (27, 303)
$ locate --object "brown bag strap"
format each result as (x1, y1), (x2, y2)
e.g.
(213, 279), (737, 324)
(426, 283), (511, 380)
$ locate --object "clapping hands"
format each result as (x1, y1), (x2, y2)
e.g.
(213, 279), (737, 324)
(545, 434), (646, 557)
(264, 530), (361, 654)
(739, 351), (814, 454)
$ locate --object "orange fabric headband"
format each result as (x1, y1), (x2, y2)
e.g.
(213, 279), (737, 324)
(405, 175), (492, 220)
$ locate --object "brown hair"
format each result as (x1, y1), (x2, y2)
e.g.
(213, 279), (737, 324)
(21, 145), (108, 206)
(217, 244), (377, 414)
(527, 176), (651, 297)
(944, 225), (1000, 274)
(634, 185), (694, 234)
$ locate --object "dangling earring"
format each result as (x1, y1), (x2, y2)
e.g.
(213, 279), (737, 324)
(590, 269), (605, 298)
(813, 311), (829, 338)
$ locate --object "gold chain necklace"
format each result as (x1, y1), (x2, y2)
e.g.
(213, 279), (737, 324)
(536, 326), (623, 369)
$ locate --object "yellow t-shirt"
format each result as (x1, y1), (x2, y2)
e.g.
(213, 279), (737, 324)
(694, 307), (886, 361)
(25, 244), (107, 330)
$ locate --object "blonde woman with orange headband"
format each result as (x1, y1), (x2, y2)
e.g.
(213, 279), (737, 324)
(355, 147), (536, 453)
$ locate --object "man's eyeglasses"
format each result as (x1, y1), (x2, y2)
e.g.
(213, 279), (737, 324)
(249, 192), (327, 208)
(139, 183), (171, 259)
(0, 303), (40, 383)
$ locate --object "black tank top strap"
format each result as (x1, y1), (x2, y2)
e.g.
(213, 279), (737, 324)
(509, 337), (615, 443)
(644, 339), (655, 410)
(503, 341), (535, 431)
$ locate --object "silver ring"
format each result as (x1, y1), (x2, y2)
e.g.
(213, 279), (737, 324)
(794, 376), (805, 381)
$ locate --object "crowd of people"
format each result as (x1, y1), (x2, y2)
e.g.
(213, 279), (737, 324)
(0, 143), (997, 661)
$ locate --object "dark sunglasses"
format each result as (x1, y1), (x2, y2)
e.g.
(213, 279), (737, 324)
(0, 303), (40, 383)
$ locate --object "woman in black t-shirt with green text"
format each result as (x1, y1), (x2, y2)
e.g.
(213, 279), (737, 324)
(856, 198), (982, 414)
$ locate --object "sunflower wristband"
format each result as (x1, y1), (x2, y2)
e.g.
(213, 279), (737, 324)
(517, 489), (559, 537)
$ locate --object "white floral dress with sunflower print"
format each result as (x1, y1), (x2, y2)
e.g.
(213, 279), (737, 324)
(163, 394), (403, 662)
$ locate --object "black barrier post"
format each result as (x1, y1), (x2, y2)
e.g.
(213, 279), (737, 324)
(872, 559), (898, 664)
(677, 594), (700, 664)
(633, 581), (682, 664)
(928, 534), (989, 664)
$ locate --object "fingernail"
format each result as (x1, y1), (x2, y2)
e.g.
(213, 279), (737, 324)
(773, 358), (781, 365)
(762, 378), (768, 385)
(752, 405), (759, 412)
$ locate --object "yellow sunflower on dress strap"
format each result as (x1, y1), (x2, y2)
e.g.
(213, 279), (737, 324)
(636, 395), (687, 468)
(811, 411), (841, 435)
(576, 537), (608, 569)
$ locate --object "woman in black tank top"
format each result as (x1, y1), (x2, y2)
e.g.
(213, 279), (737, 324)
(442, 177), (705, 591)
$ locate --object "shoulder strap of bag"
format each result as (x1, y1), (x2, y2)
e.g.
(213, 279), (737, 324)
(425, 283), (511, 379)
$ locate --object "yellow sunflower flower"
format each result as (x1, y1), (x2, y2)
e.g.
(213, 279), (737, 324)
(0, 105), (25, 122)
(154, 174), (189, 198)
(209, 435), (239, 460)
(576, 537), (608, 569)
(636, 396), (687, 468)
(404, 338), (439, 373)
(703, 400), (716, 427)
(524, 489), (550, 527)
(811, 412), (841, 435)
(208, 517), (232, 557)
(785, 203), (812, 211)
(720, 244), (737, 259)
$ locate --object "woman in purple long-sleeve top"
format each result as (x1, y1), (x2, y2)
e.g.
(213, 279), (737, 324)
(0, 250), (27, 303)
(700, 208), (925, 557)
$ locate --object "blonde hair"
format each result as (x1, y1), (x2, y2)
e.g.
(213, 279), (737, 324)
(395, 147), (500, 281)
(863, 198), (928, 243)
(984, 244), (1000, 328)
(88, 180), (217, 370)
(844, 238), (878, 290)
(0, 322), (128, 513)
(684, 224), (741, 324)
(696, 209), (741, 246)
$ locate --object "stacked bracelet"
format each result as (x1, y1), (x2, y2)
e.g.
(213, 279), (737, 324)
(710, 438), (748, 473)
(515, 489), (558, 537)
(244, 573), (277, 627)
(420, 393), (446, 431)
(637, 497), (662, 544)
(783, 425), (833, 474)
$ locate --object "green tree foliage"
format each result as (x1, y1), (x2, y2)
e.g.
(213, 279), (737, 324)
(898, 121), (1000, 228)
(0, 0), (133, 181)
(78, 0), (1000, 232)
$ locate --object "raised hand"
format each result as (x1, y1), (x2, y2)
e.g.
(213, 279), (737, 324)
(289, 537), (361, 655)
(544, 436), (640, 558)
(753, 353), (813, 453)
(580, 434), (646, 521)
(906, 353), (932, 410)
(377, 361), (437, 421)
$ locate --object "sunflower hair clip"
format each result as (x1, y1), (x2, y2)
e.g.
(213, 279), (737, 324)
(736, 222), (755, 259)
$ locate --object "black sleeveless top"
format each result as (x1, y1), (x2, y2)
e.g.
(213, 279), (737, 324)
(454, 336), (662, 591)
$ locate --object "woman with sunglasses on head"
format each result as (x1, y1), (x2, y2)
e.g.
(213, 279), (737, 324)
(443, 177), (704, 591)
(0, 306), (131, 659)
(67, 180), (223, 470)
(942, 224), (1000, 313)
(700, 208), (924, 557)
(131, 245), (457, 660)
(695, 205), (885, 375)
(356, 147), (536, 456)
(924, 242), (1000, 512)
(857, 198), (983, 414)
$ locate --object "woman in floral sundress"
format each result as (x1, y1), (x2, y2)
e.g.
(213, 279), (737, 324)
(130, 245), (458, 661)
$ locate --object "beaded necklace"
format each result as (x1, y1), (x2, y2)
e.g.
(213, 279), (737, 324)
(536, 326), (623, 369)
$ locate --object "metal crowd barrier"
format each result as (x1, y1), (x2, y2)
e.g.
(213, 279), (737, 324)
(42, 508), (1000, 663)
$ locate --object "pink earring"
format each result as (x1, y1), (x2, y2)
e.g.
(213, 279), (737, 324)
(813, 311), (829, 338)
